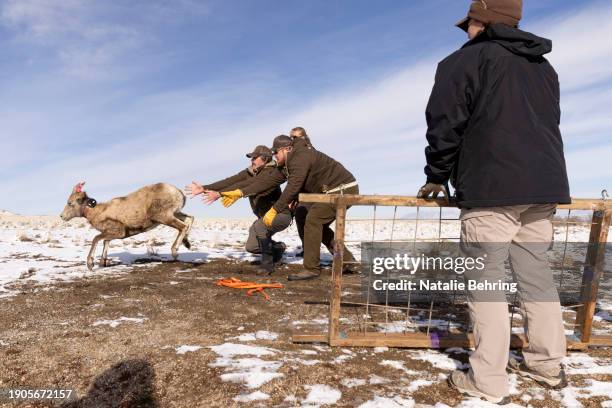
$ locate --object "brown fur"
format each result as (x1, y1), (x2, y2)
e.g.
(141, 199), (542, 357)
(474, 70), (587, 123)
(60, 183), (194, 270)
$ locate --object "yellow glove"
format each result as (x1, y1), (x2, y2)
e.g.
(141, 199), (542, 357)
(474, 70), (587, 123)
(263, 207), (277, 227)
(220, 189), (243, 208)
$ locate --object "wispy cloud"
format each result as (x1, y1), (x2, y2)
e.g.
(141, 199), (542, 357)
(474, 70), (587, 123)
(0, 0), (207, 79)
(0, 1), (610, 215)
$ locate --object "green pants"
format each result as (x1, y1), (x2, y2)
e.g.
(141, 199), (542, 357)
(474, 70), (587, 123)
(303, 185), (358, 271)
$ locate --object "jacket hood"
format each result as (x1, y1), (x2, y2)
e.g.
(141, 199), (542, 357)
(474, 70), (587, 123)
(464, 23), (552, 57)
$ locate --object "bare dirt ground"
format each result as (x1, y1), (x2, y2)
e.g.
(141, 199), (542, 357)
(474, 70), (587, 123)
(0, 260), (610, 408)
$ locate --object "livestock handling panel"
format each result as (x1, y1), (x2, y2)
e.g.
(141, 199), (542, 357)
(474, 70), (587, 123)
(292, 194), (612, 351)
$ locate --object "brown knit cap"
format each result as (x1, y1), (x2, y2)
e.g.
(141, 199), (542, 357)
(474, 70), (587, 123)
(456, 0), (522, 32)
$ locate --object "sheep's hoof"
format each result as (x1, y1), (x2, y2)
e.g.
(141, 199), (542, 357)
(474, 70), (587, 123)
(87, 258), (94, 271)
(99, 258), (108, 267)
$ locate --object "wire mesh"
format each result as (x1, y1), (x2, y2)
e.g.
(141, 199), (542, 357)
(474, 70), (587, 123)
(329, 203), (610, 344)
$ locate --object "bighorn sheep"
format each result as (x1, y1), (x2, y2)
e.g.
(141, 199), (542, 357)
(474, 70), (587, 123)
(60, 182), (194, 270)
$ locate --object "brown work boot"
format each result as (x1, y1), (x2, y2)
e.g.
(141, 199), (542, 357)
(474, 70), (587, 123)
(507, 358), (567, 390)
(448, 370), (510, 405)
(342, 263), (360, 274)
(287, 269), (320, 281)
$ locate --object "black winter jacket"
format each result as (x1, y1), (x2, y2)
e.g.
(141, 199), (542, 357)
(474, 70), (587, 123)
(424, 24), (570, 208)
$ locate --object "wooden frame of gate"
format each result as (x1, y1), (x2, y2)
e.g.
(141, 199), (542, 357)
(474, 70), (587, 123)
(292, 195), (612, 351)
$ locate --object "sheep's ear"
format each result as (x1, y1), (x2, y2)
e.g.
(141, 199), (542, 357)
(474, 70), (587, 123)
(73, 181), (86, 193)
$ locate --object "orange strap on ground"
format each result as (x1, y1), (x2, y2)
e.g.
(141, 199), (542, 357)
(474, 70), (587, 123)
(216, 277), (283, 301)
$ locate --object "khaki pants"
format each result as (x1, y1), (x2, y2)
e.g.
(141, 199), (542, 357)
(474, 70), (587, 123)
(460, 204), (566, 397)
(303, 185), (358, 271)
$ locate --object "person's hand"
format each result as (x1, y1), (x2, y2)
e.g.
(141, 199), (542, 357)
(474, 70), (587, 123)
(202, 190), (221, 205)
(417, 182), (450, 202)
(288, 200), (298, 211)
(185, 181), (205, 198)
(263, 207), (278, 227)
(220, 189), (243, 208)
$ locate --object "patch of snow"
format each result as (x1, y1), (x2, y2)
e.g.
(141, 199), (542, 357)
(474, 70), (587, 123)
(454, 398), (523, 407)
(376, 321), (415, 333)
(369, 374), (391, 385)
(209, 342), (283, 389)
(213, 357), (283, 388)
(406, 349), (465, 370)
(232, 390), (269, 402)
(340, 378), (367, 388)
(283, 394), (297, 402)
(287, 357), (321, 366)
(231, 330), (279, 342)
(92, 316), (147, 328)
(301, 349), (318, 355)
(302, 384), (341, 406)
(332, 354), (353, 364)
(373, 346), (388, 353)
(405, 379), (433, 392)
(380, 360), (419, 375)
(585, 379), (612, 398)
(209, 343), (277, 357)
(357, 395), (415, 408)
(507, 373), (522, 395)
(564, 353), (612, 375)
(175, 345), (202, 354)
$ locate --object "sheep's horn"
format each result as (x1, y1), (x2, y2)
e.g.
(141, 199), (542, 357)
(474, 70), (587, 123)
(73, 181), (86, 193)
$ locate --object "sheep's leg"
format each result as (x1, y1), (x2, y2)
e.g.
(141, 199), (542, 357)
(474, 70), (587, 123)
(100, 240), (111, 267)
(87, 234), (104, 271)
(176, 212), (194, 249)
(163, 217), (188, 260)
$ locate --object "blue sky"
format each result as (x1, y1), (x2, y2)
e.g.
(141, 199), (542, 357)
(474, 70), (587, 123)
(1, 0), (611, 217)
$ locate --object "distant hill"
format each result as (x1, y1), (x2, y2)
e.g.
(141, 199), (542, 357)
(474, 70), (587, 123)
(0, 209), (16, 216)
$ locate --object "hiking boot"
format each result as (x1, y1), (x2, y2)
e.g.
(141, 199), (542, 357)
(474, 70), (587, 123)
(507, 358), (567, 389)
(256, 237), (274, 275)
(342, 263), (360, 274)
(271, 241), (286, 264)
(447, 370), (510, 405)
(287, 269), (320, 281)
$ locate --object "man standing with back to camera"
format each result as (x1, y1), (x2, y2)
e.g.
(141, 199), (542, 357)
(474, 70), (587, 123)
(418, 0), (570, 404)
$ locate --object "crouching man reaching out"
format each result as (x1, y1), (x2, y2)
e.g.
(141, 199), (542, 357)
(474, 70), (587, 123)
(185, 145), (292, 274)
(418, 0), (571, 404)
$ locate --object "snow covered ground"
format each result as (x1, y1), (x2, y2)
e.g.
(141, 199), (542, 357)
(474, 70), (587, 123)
(1, 212), (609, 298)
(1, 213), (611, 407)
